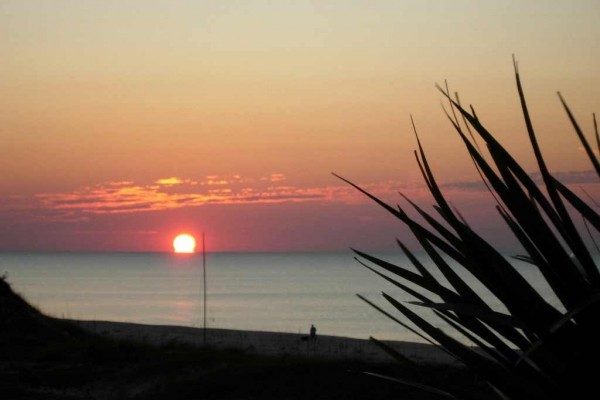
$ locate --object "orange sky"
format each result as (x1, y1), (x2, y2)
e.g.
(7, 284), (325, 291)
(1, 1), (599, 252)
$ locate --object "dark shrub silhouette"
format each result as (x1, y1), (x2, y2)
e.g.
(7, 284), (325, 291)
(337, 59), (600, 399)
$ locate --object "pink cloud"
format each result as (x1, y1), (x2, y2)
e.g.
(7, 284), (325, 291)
(269, 173), (287, 182)
(2, 170), (597, 225)
(6, 174), (346, 222)
(155, 177), (184, 186)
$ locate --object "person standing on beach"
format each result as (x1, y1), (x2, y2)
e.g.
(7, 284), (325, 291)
(310, 324), (317, 340)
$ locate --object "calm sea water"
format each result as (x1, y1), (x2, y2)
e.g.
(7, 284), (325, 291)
(0, 252), (563, 341)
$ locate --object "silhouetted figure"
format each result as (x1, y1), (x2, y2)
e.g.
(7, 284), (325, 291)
(300, 325), (318, 349)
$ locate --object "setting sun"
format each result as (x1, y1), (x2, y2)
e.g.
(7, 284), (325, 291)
(173, 234), (196, 253)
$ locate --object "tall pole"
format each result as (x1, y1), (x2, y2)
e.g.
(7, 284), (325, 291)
(202, 232), (207, 345)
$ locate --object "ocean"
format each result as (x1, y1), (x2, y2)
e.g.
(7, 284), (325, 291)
(0, 251), (562, 341)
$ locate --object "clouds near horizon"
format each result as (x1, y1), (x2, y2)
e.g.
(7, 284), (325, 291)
(1, 170), (597, 252)
(1, 1), (599, 252)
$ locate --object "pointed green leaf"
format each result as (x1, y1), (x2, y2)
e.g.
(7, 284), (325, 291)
(382, 292), (553, 398)
(368, 337), (417, 366)
(353, 249), (458, 299)
(361, 371), (460, 399)
(558, 92), (600, 176)
(356, 294), (442, 350)
(409, 302), (530, 330)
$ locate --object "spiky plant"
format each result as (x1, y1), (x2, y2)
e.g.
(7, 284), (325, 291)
(336, 59), (600, 399)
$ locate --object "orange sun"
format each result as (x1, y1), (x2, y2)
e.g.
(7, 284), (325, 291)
(173, 234), (196, 253)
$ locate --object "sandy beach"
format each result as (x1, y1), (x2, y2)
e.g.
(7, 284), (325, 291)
(71, 319), (457, 365)
(3, 276), (494, 399)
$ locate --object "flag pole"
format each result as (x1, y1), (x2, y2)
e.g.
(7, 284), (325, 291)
(202, 232), (207, 345)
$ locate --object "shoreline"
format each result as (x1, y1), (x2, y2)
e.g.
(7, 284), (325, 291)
(70, 319), (458, 365)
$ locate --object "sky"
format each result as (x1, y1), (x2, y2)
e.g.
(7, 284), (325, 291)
(1, 0), (599, 252)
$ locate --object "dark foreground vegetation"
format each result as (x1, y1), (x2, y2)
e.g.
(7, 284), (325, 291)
(339, 59), (600, 399)
(0, 277), (493, 399)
